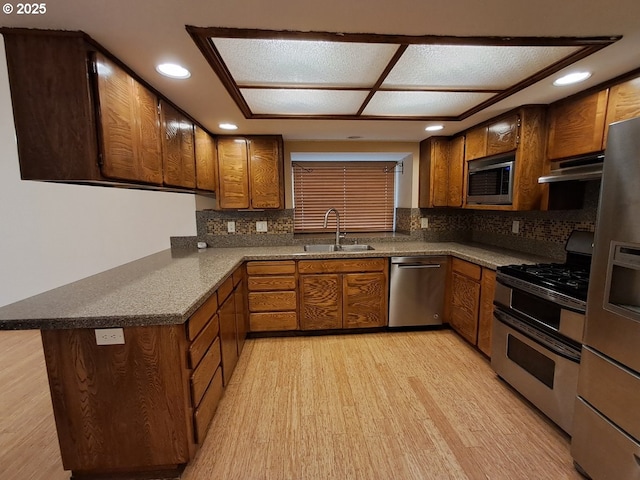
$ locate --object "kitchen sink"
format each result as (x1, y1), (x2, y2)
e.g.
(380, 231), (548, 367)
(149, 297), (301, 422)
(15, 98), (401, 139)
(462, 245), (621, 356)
(303, 244), (374, 252)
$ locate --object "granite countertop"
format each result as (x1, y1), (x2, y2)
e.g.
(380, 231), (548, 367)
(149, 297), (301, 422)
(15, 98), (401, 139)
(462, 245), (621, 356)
(0, 242), (552, 330)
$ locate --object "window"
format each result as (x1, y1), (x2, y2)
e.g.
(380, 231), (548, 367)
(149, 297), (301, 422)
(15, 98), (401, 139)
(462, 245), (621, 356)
(292, 161), (396, 233)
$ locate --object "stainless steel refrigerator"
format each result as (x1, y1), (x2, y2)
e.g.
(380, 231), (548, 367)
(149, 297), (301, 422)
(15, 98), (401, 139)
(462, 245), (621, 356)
(571, 115), (640, 479)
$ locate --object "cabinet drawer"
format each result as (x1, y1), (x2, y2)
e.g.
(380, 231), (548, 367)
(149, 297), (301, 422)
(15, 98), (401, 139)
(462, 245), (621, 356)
(298, 258), (387, 274)
(249, 312), (298, 331)
(191, 337), (221, 408)
(248, 291), (297, 312)
(193, 365), (224, 444)
(187, 291), (218, 341)
(188, 314), (219, 369)
(452, 257), (482, 281)
(232, 266), (244, 286)
(248, 275), (296, 291)
(217, 276), (234, 304)
(246, 260), (295, 275)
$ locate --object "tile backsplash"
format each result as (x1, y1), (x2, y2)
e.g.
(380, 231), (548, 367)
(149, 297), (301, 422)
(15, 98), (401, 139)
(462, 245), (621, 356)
(194, 180), (600, 259)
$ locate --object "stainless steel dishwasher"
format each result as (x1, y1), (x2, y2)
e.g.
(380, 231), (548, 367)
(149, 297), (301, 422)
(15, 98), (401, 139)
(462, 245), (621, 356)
(388, 256), (447, 327)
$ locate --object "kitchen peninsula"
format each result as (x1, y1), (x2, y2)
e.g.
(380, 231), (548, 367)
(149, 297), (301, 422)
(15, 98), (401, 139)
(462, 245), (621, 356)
(0, 241), (547, 480)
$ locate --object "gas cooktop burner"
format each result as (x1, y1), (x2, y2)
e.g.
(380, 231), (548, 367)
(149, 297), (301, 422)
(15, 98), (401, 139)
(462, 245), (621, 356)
(498, 262), (590, 301)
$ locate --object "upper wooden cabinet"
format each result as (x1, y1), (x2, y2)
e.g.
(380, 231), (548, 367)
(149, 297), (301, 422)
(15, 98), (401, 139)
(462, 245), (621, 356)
(603, 76), (640, 146)
(94, 52), (163, 185)
(194, 126), (217, 192)
(216, 135), (285, 210)
(160, 100), (196, 189)
(463, 107), (546, 211)
(419, 135), (464, 208)
(546, 90), (609, 161)
(2, 29), (213, 193)
(464, 114), (519, 161)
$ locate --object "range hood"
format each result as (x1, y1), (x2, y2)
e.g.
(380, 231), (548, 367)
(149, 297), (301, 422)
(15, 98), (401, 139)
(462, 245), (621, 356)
(538, 153), (605, 183)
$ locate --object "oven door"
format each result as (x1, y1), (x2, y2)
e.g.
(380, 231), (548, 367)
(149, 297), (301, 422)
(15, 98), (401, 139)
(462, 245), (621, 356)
(491, 307), (581, 434)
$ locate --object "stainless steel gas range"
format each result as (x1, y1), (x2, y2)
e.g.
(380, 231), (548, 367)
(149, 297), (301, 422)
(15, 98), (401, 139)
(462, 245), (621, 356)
(491, 230), (594, 435)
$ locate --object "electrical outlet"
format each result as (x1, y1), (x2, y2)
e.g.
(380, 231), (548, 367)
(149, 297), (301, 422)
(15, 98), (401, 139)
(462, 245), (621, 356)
(256, 221), (268, 232)
(420, 217), (429, 229)
(227, 221), (236, 233)
(512, 220), (520, 234)
(95, 328), (125, 345)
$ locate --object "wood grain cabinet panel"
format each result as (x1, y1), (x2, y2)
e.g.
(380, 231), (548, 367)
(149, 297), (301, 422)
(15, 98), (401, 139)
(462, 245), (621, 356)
(464, 126), (488, 161)
(343, 272), (388, 328)
(603, 76), (640, 146)
(248, 137), (284, 209)
(218, 292), (239, 386)
(419, 135), (465, 209)
(216, 136), (284, 210)
(41, 326), (194, 474)
(447, 135), (465, 208)
(216, 137), (250, 209)
(299, 274), (342, 330)
(450, 271), (481, 345)
(477, 269), (497, 357)
(486, 114), (519, 156)
(95, 52), (164, 184)
(190, 337), (221, 407)
(160, 100), (196, 188)
(547, 90), (609, 160)
(194, 126), (217, 192)
(234, 271), (249, 357)
(193, 366), (224, 444)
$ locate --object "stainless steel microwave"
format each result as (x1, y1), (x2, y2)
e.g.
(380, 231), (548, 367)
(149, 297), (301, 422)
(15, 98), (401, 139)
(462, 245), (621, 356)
(467, 154), (515, 205)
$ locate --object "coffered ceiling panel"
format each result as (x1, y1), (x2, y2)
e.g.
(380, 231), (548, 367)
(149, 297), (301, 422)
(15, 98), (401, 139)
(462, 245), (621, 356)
(362, 91), (496, 117)
(211, 38), (399, 88)
(188, 27), (618, 121)
(382, 44), (583, 89)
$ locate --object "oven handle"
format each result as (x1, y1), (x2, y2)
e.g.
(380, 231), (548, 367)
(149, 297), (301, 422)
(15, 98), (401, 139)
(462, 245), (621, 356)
(494, 308), (581, 362)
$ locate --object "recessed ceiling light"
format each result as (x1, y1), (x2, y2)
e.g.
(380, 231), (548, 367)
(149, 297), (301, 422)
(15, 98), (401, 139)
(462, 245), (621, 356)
(156, 63), (191, 79)
(553, 71), (592, 86)
(219, 123), (238, 130)
(425, 125), (444, 132)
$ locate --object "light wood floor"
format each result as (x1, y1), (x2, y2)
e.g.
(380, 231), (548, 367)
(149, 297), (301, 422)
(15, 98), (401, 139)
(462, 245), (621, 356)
(0, 329), (582, 480)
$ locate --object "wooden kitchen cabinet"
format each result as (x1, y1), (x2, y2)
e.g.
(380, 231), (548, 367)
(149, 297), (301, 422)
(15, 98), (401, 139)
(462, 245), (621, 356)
(233, 265), (249, 354)
(463, 107), (546, 211)
(546, 90), (609, 160)
(247, 260), (298, 332)
(1, 29), (211, 193)
(419, 135), (464, 208)
(218, 276), (239, 386)
(449, 258), (482, 345)
(448, 258), (497, 355)
(464, 114), (519, 161)
(603, 76), (640, 146)
(160, 100), (196, 189)
(298, 258), (388, 330)
(477, 268), (497, 357)
(216, 135), (285, 210)
(94, 52), (164, 185)
(195, 126), (217, 192)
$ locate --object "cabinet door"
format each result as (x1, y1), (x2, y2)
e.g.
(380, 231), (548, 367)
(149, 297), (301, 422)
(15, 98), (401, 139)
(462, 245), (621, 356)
(234, 279), (248, 356)
(547, 90), (609, 160)
(447, 135), (465, 207)
(464, 126), (487, 161)
(487, 115), (519, 156)
(299, 274), (342, 330)
(95, 53), (163, 184)
(450, 271), (481, 345)
(343, 272), (387, 328)
(218, 292), (238, 386)
(477, 268), (496, 357)
(194, 126), (216, 192)
(419, 137), (448, 208)
(160, 100), (196, 188)
(248, 137), (283, 209)
(216, 138), (250, 209)
(603, 77), (640, 147)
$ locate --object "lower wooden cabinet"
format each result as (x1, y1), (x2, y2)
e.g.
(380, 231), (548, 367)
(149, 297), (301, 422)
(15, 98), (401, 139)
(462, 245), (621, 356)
(218, 276), (239, 386)
(449, 257), (496, 357)
(247, 260), (298, 331)
(298, 258), (388, 330)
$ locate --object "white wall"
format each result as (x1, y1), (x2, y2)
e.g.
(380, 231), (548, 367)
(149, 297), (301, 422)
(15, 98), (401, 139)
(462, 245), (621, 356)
(0, 36), (198, 307)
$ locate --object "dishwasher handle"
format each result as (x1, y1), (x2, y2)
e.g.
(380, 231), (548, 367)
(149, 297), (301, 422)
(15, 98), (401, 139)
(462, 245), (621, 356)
(396, 263), (442, 269)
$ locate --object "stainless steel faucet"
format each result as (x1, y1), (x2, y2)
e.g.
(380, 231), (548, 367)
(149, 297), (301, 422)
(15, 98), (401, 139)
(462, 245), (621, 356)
(323, 208), (342, 247)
